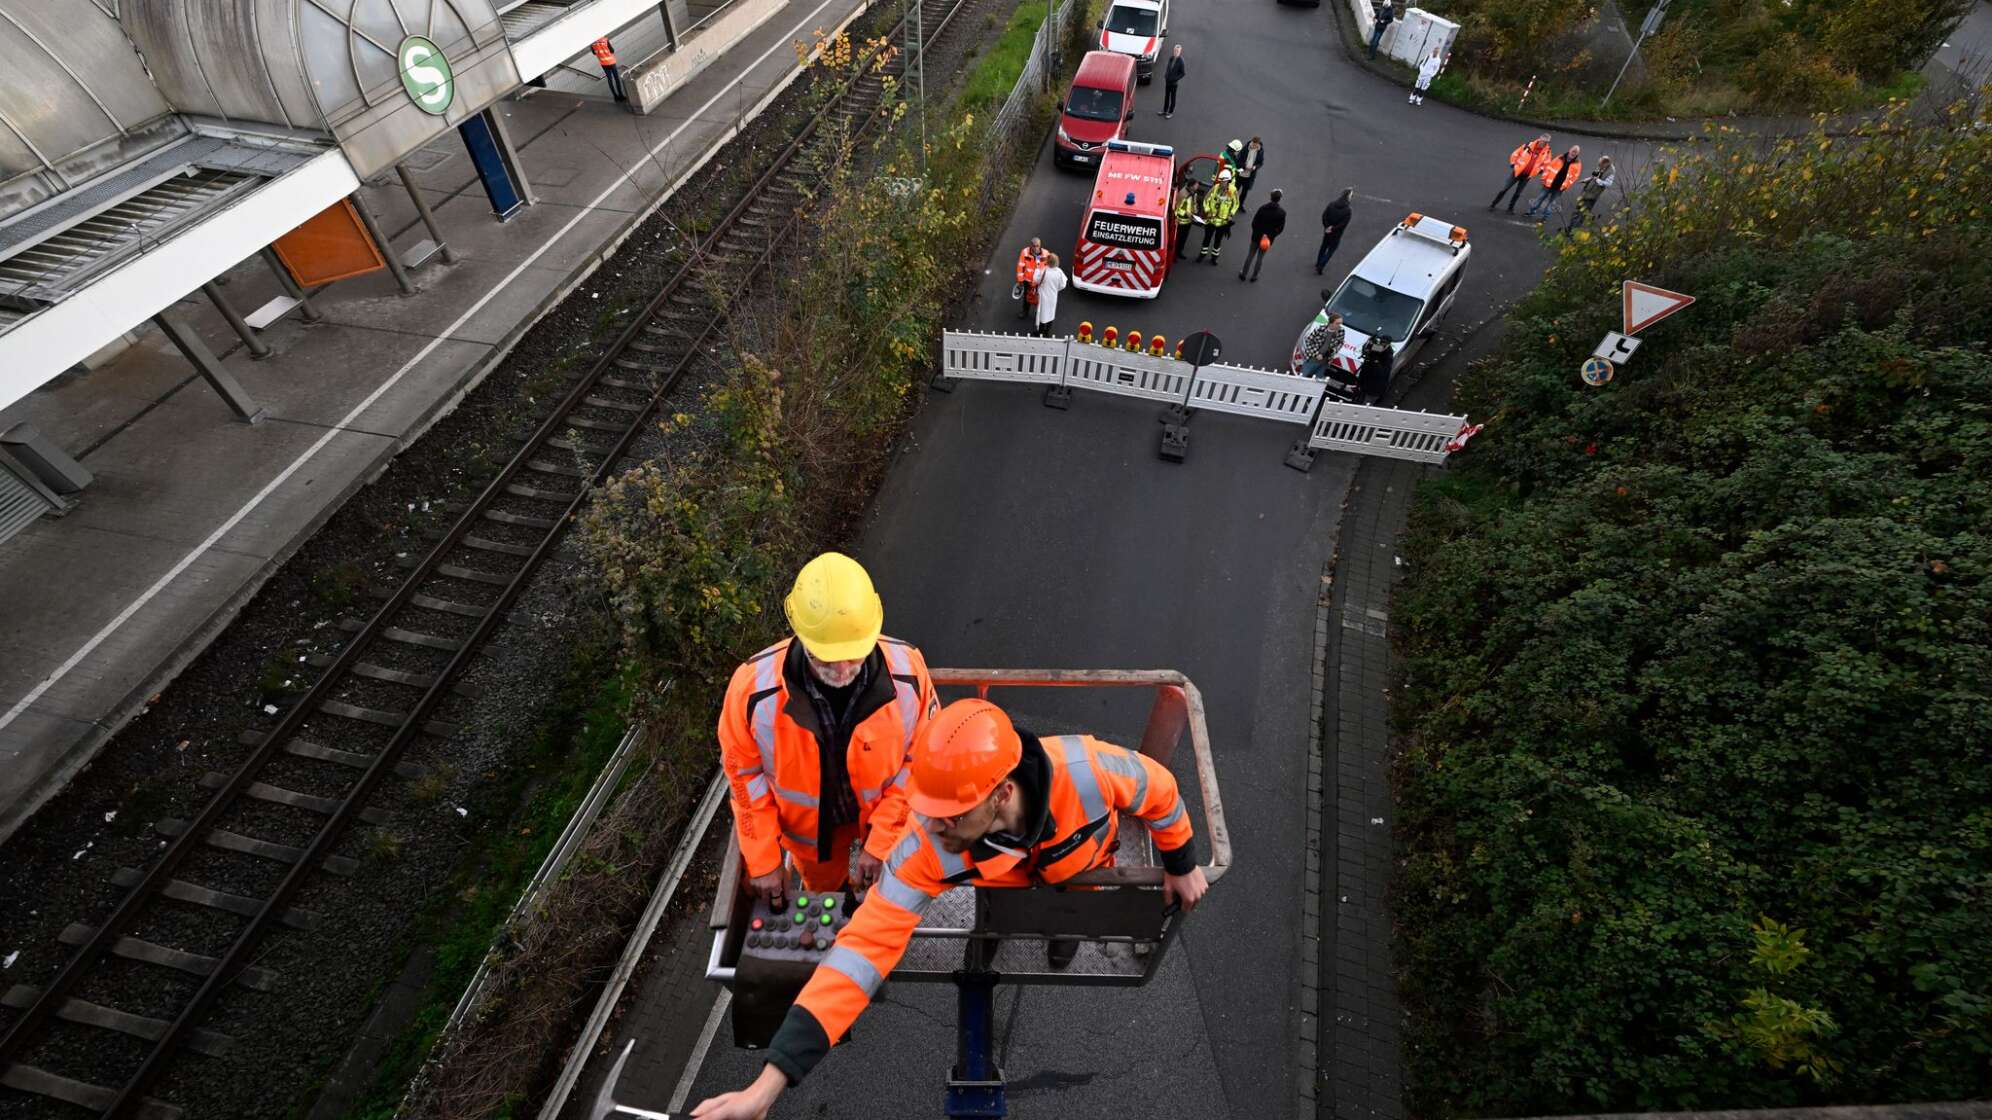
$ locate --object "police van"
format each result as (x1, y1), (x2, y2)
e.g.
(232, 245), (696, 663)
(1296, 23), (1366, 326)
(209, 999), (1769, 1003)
(1289, 212), (1470, 399)
(1098, 0), (1169, 83)
(1072, 141), (1177, 299)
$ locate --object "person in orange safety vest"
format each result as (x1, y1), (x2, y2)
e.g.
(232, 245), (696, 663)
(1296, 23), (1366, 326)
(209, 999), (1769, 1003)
(693, 699), (1210, 1120)
(592, 38), (628, 104)
(1523, 145), (1582, 223)
(719, 553), (938, 903)
(1014, 237), (1049, 320)
(1489, 133), (1552, 214)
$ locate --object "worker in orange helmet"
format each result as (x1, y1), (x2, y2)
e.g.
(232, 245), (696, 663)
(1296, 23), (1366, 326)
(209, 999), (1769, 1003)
(693, 699), (1209, 1119)
(1013, 237), (1049, 321)
(719, 553), (939, 908)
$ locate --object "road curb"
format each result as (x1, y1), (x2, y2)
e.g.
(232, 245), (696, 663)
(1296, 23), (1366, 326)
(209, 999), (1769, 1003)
(1315, 0), (1874, 143)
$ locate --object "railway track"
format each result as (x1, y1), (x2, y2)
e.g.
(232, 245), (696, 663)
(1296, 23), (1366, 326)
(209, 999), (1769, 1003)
(0, 1), (978, 1114)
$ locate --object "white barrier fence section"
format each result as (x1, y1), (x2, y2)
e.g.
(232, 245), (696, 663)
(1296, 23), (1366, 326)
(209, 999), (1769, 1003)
(1187, 362), (1324, 425)
(943, 330), (1068, 385)
(1064, 345), (1192, 404)
(1309, 400), (1463, 463)
(938, 329), (1471, 465)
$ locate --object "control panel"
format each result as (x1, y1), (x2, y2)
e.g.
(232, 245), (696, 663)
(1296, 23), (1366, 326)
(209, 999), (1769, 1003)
(729, 887), (861, 1048)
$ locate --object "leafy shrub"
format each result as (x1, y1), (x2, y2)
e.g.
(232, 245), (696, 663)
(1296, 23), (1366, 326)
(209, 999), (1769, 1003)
(1391, 117), (1992, 1116)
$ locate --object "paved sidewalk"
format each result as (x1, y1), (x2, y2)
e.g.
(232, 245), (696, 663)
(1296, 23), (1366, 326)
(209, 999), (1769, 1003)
(0, 0), (872, 843)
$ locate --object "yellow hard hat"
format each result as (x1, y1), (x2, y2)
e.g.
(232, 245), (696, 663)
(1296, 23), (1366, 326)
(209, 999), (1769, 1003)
(784, 552), (883, 662)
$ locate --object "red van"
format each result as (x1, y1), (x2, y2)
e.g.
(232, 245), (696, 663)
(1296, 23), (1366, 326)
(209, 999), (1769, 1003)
(1054, 51), (1138, 170)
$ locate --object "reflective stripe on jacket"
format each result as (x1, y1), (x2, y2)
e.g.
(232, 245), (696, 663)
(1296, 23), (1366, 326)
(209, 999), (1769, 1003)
(718, 636), (937, 878)
(591, 38), (617, 65)
(767, 734), (1197, 1083)
(1508, 140), (1549, 177)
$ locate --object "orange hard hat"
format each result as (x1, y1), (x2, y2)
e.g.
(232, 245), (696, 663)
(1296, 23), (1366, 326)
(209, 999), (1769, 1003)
(909, 699), (1022, 817)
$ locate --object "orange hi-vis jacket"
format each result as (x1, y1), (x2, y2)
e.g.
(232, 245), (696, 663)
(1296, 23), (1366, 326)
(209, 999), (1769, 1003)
(762, 732), (1199, 1084)
(1537, 154), (1582, 190)
(1015, 245), (1048, 302)
(719, 636), (938, 879)
(1508, 139), (1550, 178)
(591, 38), (617, 66)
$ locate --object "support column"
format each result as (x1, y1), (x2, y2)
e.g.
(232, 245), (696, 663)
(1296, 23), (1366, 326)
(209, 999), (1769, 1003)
(261, 248), (324, 322)
(347, 191), (416, 295)
(394, 164), (457, 264)
(483, 107), (535, 207)
(658, 0), (680, 48)
(203, 281), (271, 359)
(153, 310), (265, 424)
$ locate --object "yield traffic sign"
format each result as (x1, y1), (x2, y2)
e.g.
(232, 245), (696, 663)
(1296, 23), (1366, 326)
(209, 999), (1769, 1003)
(1622, 281), (1694, 334)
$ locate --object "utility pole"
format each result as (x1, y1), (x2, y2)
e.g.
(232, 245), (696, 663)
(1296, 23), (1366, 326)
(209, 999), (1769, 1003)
(1604, 0), (1669, 107)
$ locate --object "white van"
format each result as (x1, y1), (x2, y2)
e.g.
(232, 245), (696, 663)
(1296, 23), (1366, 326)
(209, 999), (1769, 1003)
(1289, 212), (1471, 399)
(1098, 0), (1168, 83)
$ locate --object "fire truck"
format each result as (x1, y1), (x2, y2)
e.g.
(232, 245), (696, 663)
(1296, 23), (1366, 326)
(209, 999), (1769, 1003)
(1072, 140), (1177, 299)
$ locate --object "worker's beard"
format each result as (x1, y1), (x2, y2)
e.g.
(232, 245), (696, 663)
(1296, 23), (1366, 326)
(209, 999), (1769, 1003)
(808, 654), (863, 688)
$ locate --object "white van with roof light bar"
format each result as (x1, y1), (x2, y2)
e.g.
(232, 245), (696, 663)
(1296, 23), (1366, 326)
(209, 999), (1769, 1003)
(1098, 0), (1168, 83)
(1290, 212), (1471, 399)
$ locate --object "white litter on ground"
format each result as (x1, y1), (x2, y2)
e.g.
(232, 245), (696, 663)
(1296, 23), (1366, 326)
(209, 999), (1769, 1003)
(264, 704), (279, 715)
(455, 806), (469, 818)
(104, 811), (117, 823)
(3, 951), (19, 969)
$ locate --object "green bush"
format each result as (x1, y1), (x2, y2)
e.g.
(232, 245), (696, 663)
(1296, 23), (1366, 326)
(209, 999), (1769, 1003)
(1390, 117), (1992, 1116)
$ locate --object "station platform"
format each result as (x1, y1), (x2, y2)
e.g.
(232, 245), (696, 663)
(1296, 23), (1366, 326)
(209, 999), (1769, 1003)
(0, 0), (872, 845)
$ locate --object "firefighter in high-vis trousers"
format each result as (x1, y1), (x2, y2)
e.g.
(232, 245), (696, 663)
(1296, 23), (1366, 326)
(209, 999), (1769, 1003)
(1198, 168), (1240, 264)
(719, 553), (939, 904)
(693, 699), (1209, 1119)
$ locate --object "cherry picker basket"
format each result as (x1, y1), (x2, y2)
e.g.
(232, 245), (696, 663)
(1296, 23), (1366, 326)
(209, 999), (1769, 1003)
(706, 668), (1231, 1045)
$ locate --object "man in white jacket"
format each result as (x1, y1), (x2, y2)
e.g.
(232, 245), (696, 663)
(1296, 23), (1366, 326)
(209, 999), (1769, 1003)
(1410, 48), (1444, 105)
(1033, 254), (1068, 337)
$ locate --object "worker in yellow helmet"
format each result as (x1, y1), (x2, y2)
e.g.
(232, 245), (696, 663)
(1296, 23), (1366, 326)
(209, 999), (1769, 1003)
(718, 553), (940, 905)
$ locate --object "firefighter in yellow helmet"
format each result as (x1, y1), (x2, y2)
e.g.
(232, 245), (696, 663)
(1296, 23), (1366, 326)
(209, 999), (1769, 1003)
(718, 553), (939, 905)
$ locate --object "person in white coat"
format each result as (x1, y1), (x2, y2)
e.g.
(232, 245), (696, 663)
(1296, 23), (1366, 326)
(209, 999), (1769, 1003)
(1033, 253), (1068, 337)
(1411, 48), (1443, 105)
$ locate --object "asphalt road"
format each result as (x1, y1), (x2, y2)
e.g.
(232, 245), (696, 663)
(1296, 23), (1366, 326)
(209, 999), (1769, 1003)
(670, 0), (1655, 1115)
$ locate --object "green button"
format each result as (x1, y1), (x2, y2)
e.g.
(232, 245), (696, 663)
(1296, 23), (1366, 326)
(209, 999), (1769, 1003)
(793, 910), (806, 924)
(821, 913), (833, 926)
(822, 897), (835, 910)
(796, 895), (810, 908)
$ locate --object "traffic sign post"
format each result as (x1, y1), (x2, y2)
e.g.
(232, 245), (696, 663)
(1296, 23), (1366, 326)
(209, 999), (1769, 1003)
(1622, 281), (1694, 334)
(1159, 330), (1221, 463)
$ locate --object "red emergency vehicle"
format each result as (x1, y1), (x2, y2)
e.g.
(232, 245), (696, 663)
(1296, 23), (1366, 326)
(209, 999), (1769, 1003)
(1072, 141), (1176, 299)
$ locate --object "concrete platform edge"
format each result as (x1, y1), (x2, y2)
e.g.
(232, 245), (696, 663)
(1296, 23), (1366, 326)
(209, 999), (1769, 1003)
(0, 0), (873, 849)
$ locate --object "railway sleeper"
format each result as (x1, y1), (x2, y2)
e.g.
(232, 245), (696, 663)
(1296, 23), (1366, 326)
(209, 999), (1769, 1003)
(358, 590), (493, 622)
(546, 435), (617, 457)
(397, 558), (518, 586)
(558, 415), (627, 435)
(235, 732), (430, 780)
(1, 986), (233, 1058)
(505, 481), (581, 501)
(627, 336), (685, 355)
(111, 866), (323, 930)
(597, 374), (654, 392)
(459, 533), (537, 559)
(154, 819), (362, 876)
(317, 698), (460, 738)
(337, 617), (471, 653)
(483, 507), (562, 530)
(57, 923), (279, 992)
(197, 772), (388, 825)
(0, 1063), (183, 1120)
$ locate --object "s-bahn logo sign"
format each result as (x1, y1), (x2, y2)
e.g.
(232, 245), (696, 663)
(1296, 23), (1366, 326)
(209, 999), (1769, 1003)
(398, 36), (456, 115)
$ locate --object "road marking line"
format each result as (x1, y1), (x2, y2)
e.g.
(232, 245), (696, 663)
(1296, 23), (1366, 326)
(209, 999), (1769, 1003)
(0, 0), (845, 737)
(669, 989), (732, 1112)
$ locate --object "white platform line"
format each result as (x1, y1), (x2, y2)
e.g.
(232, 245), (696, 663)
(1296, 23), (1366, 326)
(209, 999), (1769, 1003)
(0, 0), (844, 737)
(669, 990), (733, 1112)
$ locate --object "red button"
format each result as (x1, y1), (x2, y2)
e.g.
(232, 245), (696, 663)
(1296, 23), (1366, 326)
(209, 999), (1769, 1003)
(751, 918), (764, 930)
